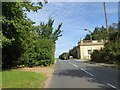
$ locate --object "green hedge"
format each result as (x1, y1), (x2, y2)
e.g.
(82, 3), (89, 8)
(19, 38), (55, 67)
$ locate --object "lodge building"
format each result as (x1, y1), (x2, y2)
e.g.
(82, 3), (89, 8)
(77, 40), (105, 60)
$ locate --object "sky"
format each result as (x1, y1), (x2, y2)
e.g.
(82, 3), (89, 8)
(27, 2), (118, 58)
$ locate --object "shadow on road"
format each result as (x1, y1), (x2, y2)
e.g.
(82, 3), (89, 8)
(53, 66), (117, 89)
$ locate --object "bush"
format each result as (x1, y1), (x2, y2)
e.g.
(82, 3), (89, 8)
(26, 59), (37, 68)
(43, 60), (51, 66)
(91, 50), (104, 63)
(19, 38), (55, 67)
(38, 60), (51, 66)
(91, 38), (120, 64)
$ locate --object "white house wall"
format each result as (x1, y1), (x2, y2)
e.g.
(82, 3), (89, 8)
(80, 45), (104, 60)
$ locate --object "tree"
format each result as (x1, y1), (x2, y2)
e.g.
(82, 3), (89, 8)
(91, 23), (120, 65)
(2, 2), (43, 69)
(69, 46), (77, 58)
(59, 52), (69, 60)
(84, 24), (118, 41)
(2, 2), (63, 69)
(37, 18), (62, 43)
(37, 18), (62, 63)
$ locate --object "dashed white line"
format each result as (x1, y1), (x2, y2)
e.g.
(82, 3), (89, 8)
(81, 68), (94, 77)
(72, 64), (78, 67)
(107, 83), (117, 89)
(67, 62), (117, 89)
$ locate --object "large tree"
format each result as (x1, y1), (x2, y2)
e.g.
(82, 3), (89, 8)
(2, 2), (63, 69)
(37, 18), (62, 43)
(90, 23), (120, 64)
(84, 24), (118, 41)
(2, 2), (44, 68)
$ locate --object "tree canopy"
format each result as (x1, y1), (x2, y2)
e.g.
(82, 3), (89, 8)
(59, 52), (69, 60)
(90, 23), (120, 65)
(2, 2), (62, 69)
(69, 46), (77, 58)
(84, 23), (119, 41)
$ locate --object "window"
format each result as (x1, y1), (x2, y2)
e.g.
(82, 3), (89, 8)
(88, 50), (92, 54)
(93, 49), (98, 52)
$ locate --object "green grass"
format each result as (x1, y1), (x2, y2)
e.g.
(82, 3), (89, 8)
(0, 71), (2, 88)
(2, 70), (46, 88)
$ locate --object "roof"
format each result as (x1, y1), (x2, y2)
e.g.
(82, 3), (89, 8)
(78, 40), (106, 46)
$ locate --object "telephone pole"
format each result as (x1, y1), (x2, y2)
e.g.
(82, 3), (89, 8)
(103, 1), (109, 41)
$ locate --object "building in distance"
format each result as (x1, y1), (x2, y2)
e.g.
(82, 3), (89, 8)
(77, 40), (106, 60)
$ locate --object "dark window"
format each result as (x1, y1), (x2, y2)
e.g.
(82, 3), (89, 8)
(88, 50), (92, 54)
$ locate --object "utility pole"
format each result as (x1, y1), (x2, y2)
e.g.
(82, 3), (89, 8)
(103, 1), (109, 41)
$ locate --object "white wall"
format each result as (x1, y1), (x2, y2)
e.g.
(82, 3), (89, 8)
(80, 45), (104, 60)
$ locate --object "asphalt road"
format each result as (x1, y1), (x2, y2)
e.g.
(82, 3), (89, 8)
(47, 60), (119, 89)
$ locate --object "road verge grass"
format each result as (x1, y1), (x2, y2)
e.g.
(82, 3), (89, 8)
(2, 70), (46, 88)
(0, 71), (2, 89)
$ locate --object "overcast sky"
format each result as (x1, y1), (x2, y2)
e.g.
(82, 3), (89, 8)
(27, 2), (118, 58)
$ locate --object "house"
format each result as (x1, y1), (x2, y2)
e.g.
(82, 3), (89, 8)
(77, 40), (105, 60)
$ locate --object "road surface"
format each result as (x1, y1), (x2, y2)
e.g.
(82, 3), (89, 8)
(47, 60), (119, 89)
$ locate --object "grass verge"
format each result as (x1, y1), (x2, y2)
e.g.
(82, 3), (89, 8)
(2, 70), (46, 88)
(0, 71), (2, 89)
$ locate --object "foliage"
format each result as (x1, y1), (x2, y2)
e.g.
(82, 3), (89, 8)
(84, 26), (107, 40)
(2, 2), (62, 69)
(90, 23), (120, 64)
(0, 31), (11, 48)
(69, 46), (77, 58)
(36, 18), (62, 43)
(20, 38), (54, 67)
(91, 38), (120, 64)
(59, 52), (69, 60)
(59, 46), (77, 60)
(104, 38), (120, 63)
(91, 50), (105, 63)
(84, 23), (118, 40)
(2, 2), (43, 69)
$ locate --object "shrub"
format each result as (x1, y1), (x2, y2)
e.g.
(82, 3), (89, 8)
(91, 50), (103, 63)
(91, 38), (120, 64)
(26, 59), (36, 68)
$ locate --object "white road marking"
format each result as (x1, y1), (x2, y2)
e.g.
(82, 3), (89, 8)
(68, 62), (71, 64)
(107, 83), (117, 89)
(81, 68), (94, 77)
(73, 64), (78, 67)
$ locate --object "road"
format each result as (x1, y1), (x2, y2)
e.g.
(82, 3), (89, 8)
(47, 60), (119, 89)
